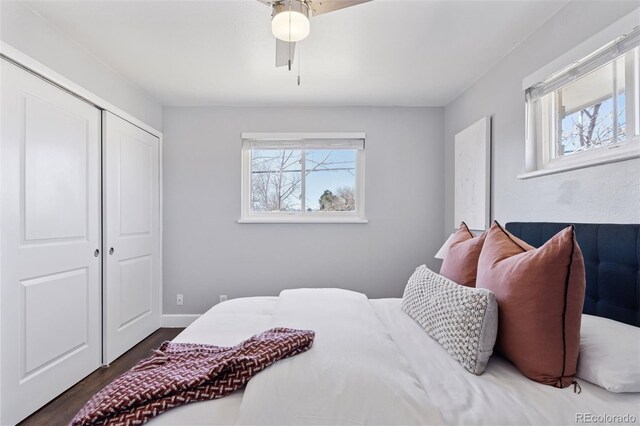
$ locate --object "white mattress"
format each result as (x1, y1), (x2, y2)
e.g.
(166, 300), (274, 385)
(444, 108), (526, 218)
(149, 296), (640, 425)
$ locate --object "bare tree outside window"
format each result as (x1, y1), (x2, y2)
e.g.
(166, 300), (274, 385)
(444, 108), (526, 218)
(250, 149), (356, 213)
(251, 150), (302, 212)
(557, 56), (627, 157)
(559, 96), (626, 156)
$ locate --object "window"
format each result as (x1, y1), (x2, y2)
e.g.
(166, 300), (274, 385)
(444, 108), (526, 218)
(522, 26), (640, 178)
(240, 133), (366, 223)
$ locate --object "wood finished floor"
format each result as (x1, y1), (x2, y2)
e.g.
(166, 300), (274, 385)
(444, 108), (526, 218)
(19, 328), (184, 426)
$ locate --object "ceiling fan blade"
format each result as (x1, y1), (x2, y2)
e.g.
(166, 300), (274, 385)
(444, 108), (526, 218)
(309, 0), (372, 16)
(256, 0), (272, 7)
(276, 38), (296, 69)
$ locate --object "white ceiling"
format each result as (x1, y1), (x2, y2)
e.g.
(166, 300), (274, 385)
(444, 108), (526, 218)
(21, 0), (569, 107)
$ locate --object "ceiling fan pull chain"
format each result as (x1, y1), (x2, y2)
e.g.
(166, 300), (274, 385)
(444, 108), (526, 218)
(288, 0), (292, 71)
(298, 40), (301, 86)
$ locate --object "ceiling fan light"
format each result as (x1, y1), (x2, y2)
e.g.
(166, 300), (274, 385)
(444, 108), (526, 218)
(271, 2), (310, 42)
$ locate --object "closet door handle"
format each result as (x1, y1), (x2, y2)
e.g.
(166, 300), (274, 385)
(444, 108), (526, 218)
(109, 247), (115, 255)
(94, 249), (100, 257)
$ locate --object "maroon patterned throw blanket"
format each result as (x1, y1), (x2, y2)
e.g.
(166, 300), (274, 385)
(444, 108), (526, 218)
(71, 328), (315, 426)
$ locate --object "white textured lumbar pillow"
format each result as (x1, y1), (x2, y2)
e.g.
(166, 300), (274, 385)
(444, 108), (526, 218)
(402, 265), (498, 375)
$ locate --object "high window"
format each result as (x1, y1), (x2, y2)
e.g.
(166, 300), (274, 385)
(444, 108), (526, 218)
(522, 26), (639, 177)
(240, 133), (366, 223)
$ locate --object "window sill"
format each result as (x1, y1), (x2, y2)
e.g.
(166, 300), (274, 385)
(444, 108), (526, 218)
(518, 146), (640, 180)
(238, 217), (368, 224)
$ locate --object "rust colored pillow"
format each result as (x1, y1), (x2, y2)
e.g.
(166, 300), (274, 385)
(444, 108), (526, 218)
(440, 222), (487, 287)
(476, 222), (586, 388)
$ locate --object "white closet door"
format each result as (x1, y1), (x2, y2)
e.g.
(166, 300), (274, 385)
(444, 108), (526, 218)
(0, 60), (102, 424)
(103, 111), (161, 364)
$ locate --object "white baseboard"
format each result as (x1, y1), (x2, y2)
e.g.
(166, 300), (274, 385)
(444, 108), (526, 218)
(161, 314), (200, 328)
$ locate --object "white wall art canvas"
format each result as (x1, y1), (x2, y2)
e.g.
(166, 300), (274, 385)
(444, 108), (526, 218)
(454, 117), (491, 232)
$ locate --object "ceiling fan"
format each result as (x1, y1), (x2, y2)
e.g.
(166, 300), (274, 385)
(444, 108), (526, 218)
(257, 0), (372, 83)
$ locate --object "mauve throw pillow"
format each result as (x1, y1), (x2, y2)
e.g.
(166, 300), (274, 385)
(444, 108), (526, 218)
(440, 222), (487, 287)
(476, 222), (586, 388)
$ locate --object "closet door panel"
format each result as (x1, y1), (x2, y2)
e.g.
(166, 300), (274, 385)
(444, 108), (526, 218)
(103, 111), (161, 364)
(1, 60), (102, 425)
(118, 255), (153, 327)
(24, 95), (88, 240)
(120, 136), (153, 235)
(23, 269), (88, 372)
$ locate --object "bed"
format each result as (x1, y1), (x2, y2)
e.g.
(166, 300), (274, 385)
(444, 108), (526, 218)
(149, 223), (640, 425)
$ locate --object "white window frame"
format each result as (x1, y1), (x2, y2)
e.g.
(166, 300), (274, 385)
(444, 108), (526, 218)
(519, 10), (640, 179)
(239, 132), (367, 223)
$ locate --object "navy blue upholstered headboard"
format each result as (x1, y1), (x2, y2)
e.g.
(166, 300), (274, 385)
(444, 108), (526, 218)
(505, 222), (640, 327)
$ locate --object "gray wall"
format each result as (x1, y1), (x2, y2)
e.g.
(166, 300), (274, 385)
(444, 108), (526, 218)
(444, 1), (640, 236)
(163, 106), (444, 314)
(0, 1), (162, 130)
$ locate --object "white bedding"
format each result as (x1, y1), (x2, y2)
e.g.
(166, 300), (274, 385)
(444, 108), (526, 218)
(237, 289), (443, 425)
(372, 299), (640, 425)
(149, 296), (277, 425)
(148, 292), (640, 426)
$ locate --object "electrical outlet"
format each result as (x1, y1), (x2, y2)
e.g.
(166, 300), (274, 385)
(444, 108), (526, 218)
(219, 294), (228, 303)
(177, 294), (184, 306)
